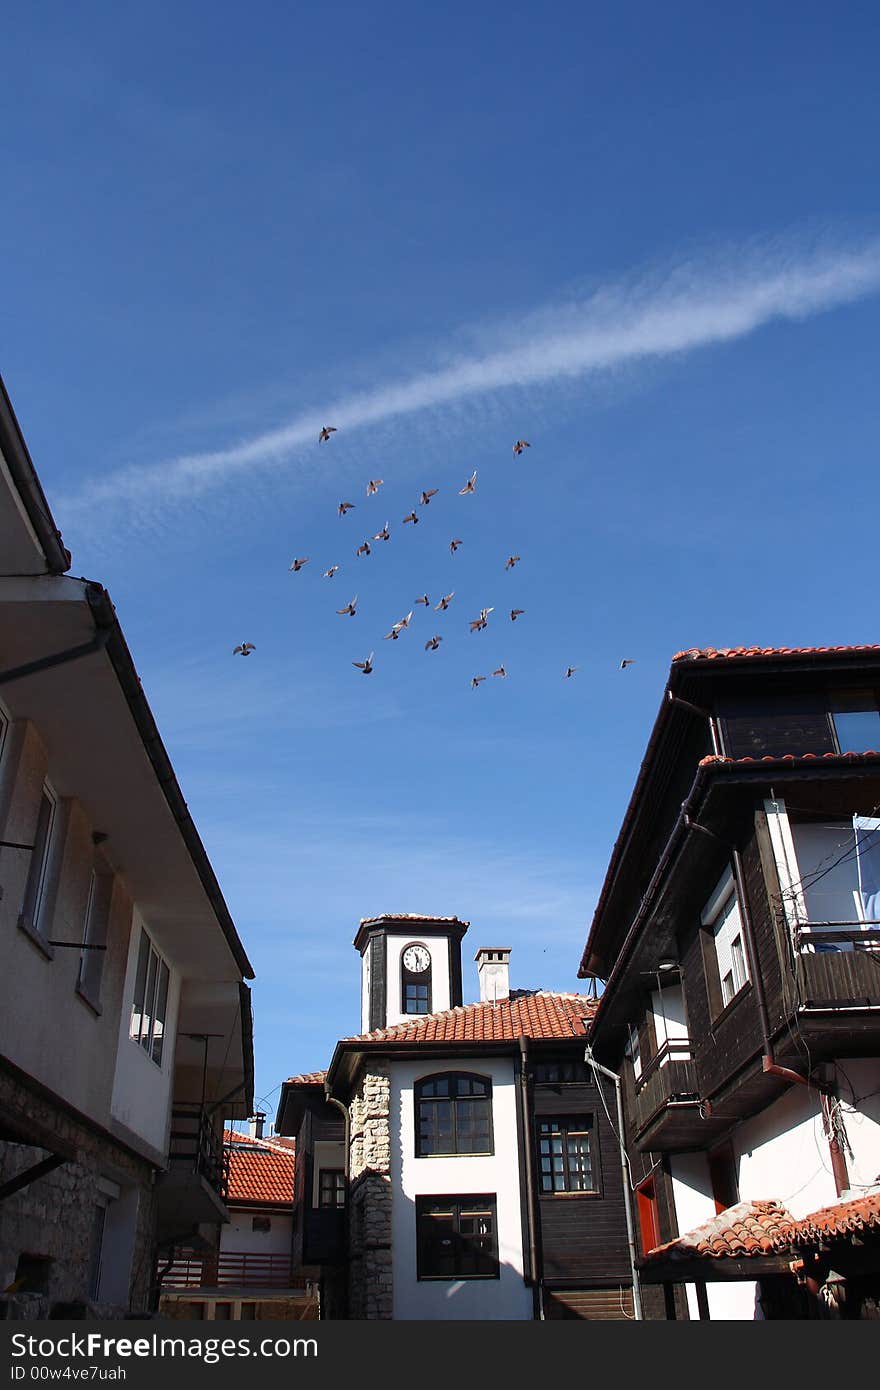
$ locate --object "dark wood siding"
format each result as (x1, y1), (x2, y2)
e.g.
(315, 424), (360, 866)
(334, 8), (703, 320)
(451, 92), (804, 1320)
(368, 932), (386, 1031)
(718, 694), (835, 760)
(532, 1074), (631, 1285)
(544, 1286), (635, 1319)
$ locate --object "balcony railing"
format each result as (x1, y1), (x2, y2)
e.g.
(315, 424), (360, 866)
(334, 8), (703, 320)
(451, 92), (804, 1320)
(631, 1041), (699, 1140)
(167, 1105), (230, 1200)
(162, 1251), (309, 1290)
(794, 925), (880, 1008)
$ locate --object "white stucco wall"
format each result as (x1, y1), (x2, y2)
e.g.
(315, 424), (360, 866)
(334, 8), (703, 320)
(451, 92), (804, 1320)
(110, 915), (180, 1153)
(384, 934), (452, 1028)
(650, 984), (690, 1056)
(389, 1056), (532, 1321)
(222, 1208), (293, 1258)
(668, 1154), (758, 1321)
(669, 1064), (880, 1320)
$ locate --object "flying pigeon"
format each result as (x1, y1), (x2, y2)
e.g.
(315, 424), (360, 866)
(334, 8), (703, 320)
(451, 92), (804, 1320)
(505, 555), (521, 570)
(449, 538), (463, 554)
(435, 592), (455, 611)
(512, 439), (531, 455)
(353, 652), (374, 674)
(319, 426), (337, 442)
(415, 595), (430, 606)
(564, 666), (578, 678)
(469, 607), (494, 633)
(373, 522), (391, 541)
(620, 659), (635, 669)
(233, 642), (256, 656)
(510, 608), (525, 621)
(338, 501), (356, 516)
(384, 611), (413, 640)
(471, 675), (486, 688)
(366, 479), (384, 495)
(403, 511), (419, 525)
(337, 596), (358, 617)
(356, 541), (372, 557)
(492, 666), (507, 678)
(323, 565), (340, 578)
(459, 471), (477, 495)
(425, 635), (443, 651)
(420, 488), (438, 505)
(289, 557), (310, 572)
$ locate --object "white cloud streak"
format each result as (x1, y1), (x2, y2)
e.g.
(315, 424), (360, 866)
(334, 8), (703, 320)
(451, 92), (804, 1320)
(63, 236), (880, 515)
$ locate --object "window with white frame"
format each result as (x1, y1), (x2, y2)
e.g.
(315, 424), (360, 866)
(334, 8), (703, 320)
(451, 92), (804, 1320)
(78, 868), (113, 1007)
(701, 868), (750, 1008)
(786, 816), (880, 945)
(19, 781), (58, 936)
(129, 927), (171, 1066)
(625, 1020), (642, 1080)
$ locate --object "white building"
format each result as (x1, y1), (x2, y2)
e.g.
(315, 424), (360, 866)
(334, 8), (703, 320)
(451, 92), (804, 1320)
(278, 914), (636, 1320)
(0, 376), (255, 1317)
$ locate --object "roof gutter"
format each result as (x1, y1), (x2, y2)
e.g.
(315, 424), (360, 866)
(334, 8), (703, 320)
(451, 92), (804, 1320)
(85, 582), (255, 981)
(0, 374), (71, 574)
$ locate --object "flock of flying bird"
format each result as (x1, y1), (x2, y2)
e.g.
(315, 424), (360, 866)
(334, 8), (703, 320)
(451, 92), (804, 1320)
(232, 428), (636, 685)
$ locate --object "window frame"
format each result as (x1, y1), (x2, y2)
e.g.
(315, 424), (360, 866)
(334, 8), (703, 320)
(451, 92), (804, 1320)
(701, 867), (751, 1019)
(318, 1169), (345, 1209)
(829, 691), (880, 755)
(18, 779), (58, 946)
(129, 925), (171, 1067)
(415, 1194), (499, 1281)
(535, 1113), (601, 1196)
(76, 867), (113, 1013)
(414, 1071), (494, 1158)
(400, 942), (432, 1016)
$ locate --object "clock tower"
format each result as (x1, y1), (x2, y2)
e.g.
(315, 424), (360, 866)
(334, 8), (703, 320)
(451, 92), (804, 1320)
(353, 914), (470, 1032)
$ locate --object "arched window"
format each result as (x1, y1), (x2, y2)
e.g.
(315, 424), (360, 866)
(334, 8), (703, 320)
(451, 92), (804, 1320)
(400, 942), (432, 1015)
(415, 1073), (494, 1156)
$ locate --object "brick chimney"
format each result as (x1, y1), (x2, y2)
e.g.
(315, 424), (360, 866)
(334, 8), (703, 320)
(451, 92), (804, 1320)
(475, 948), (511, 1004)
(248, 1111), (266, 1140)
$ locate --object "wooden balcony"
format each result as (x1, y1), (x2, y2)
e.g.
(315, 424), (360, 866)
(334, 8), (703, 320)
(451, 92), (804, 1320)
(794, 926), (880, 1009)
(630, 1041), (710, 1152)
(162, 1251), (309, 1291)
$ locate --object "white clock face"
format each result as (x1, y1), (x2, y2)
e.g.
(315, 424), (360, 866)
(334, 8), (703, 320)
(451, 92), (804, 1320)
(403, 944), (430, 973)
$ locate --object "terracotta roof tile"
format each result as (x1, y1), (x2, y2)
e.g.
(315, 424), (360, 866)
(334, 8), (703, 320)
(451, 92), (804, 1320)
(698, 751), (880, 767)
(782, 1190), (880, 1248)
(223, 1129), (295, 1205)
(645, 1190), (880, 1265)
(357, 912), (470, 928)
(644, 1201), (796, 1262)
(673, 644), (880, 663)
(284, 1070), (328, 1087)
(342, 991), (598, 1046)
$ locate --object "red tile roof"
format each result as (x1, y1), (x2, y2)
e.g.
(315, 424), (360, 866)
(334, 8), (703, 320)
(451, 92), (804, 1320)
(284, 1070), (328, 1087)
(673, 644), (880, 663)
(784, 1190), (880, 1248)
(698, 750), (880, 766)
(644, 1190), (880, 1265)
(358, 913), (470, 927)
(342, 991), (598, 1045)
(644, 1201), (796, 1263)
(223, 1129), (295, 1205)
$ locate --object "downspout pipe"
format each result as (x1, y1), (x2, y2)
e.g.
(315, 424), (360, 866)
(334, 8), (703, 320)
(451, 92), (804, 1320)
(517, 1037), (543, 1319)
(584, 1047), (643, 1320)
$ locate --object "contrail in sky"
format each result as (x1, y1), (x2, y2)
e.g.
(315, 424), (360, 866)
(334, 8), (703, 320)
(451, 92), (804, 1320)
(61, 236), (880, 514)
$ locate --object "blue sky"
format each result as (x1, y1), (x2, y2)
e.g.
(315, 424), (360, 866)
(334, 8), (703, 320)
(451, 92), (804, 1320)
(3, 2), (880, 1123)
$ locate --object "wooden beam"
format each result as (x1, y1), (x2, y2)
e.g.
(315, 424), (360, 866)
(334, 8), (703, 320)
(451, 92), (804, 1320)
(0, 1154), (65, 1202)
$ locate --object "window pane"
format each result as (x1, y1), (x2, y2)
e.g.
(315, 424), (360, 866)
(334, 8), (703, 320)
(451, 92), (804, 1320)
(129, 930), (151, 1042)
(140, 948), (159, 1051)
(151, 961), (170, 1065)
(21, 790), (55, 928)
(832, 705), (880, 755)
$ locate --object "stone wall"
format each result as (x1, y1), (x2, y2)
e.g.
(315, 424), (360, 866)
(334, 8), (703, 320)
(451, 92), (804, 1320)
(0, 1062), (157, 1317)
(347, 1062), (392, 1319)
